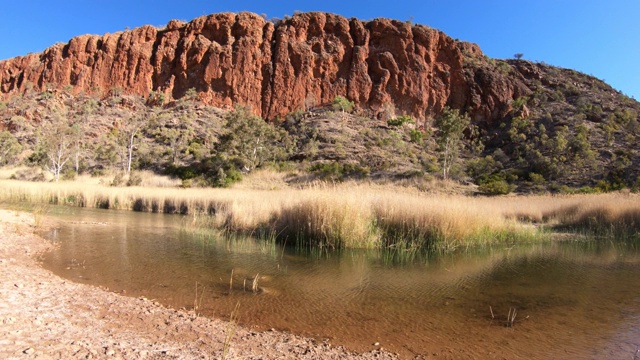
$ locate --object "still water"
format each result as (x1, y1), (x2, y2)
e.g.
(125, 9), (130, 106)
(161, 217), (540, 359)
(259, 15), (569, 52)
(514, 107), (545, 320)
(40, 207), (640, 358)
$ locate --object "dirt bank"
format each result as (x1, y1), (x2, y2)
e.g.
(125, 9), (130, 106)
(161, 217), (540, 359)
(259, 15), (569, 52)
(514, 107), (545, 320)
(0, 209), (396, 359)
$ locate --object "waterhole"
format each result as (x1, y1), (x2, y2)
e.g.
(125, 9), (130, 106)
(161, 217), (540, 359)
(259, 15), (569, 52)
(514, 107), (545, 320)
(40, 207), (640, 358)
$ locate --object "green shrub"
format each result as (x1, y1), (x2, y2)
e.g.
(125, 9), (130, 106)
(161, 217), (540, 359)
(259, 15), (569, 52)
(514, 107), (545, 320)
(631, 176), (640, 193)
(309, 162), (369, 181)
(343, 163), (370, 178)
(62, 170), (77, 181)
(332, 96), (355, 113)
(511, 96), (529, 112)
(614, 109), (637, 125)
(387, 115), (413, 127)
(496, 61), (511, 74)
(528, 172), (545, 185)
(126, 172), (143, 186)
(409, 129), (424, 144)
(287, 109), (305, 121)
(552, 185), (600, 195)
(310, 162), (344, 180)
(147, 91), (166, 106)
(167, 165), (198, 180)
(89, 168), (105, 177)
(595, 180), (611, 193)
(466, 156), (502, 184)
(213, 167), (242, 188)
(575, 186), (599, 194)
(110, 173), (125, 187)
(478, 178), (515, 195)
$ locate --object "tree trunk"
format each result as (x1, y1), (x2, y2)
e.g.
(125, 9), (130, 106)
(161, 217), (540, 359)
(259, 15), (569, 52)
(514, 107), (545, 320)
(127, 133), (134, 174)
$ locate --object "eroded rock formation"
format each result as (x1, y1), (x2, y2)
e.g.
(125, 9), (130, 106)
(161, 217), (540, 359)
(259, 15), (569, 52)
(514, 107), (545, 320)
(0, 12), (529, 122)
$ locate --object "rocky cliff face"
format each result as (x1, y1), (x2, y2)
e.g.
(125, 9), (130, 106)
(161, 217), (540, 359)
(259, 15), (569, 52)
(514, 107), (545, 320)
(0, 12), (528, 122)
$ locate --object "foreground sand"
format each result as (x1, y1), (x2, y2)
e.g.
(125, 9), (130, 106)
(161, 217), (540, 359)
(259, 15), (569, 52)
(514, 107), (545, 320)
(0, 210), (396, 359)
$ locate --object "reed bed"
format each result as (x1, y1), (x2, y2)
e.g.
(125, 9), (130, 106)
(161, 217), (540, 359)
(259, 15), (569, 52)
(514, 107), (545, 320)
(2, 178), (638, 249)
(539, 193), (640, 239)
(373, 195), (526, 251)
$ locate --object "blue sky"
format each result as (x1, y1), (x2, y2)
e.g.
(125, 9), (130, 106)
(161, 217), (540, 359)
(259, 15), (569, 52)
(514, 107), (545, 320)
(1, 1), (638, 99)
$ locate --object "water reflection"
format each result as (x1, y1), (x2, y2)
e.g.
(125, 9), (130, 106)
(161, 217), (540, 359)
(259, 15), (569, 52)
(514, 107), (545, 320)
(40, 207), (640, 358)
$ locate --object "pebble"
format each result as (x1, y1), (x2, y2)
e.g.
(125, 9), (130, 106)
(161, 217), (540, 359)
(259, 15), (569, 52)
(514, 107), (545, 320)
(23, 347), (35, 354)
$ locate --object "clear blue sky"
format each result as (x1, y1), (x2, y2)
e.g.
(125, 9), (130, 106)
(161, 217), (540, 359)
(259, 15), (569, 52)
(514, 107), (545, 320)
(1, 1), (638, 99)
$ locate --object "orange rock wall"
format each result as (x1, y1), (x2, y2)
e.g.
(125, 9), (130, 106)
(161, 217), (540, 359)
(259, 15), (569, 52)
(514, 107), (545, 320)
(0, 12), (526, 122)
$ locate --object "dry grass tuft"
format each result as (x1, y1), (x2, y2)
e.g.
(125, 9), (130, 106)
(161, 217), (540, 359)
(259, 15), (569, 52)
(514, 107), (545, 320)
(275, 194), (378, 249)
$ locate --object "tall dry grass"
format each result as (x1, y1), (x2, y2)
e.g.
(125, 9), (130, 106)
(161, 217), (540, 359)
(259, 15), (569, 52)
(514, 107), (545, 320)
(2, 177), (639, 249)
(538, 193), (640, 239)
(373, 195), (523, 251)
(275, 193), (379, 249)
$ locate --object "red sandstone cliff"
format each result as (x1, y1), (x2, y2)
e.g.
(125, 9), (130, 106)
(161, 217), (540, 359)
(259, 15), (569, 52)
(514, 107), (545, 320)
(0, 12), (529, 122)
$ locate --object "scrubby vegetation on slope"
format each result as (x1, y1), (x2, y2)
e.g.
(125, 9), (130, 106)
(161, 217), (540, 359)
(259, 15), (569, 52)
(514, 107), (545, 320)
(1, 64), (640, 195)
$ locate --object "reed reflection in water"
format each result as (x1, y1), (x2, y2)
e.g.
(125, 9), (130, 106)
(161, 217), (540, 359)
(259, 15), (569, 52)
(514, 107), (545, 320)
(41, 207), (640, 359)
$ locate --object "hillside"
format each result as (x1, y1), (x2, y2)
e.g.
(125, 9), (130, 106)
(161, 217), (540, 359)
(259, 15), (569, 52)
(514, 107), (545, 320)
(0, 11), (639, 193)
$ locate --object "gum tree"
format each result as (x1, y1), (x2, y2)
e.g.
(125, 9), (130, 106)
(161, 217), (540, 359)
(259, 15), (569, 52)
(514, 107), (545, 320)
(0, 131), (21, 165)
(435, 107), (470, 180)
(216, 105), (291, 173)
(153, 113), (195, 165)
(109, 113), (147, 173)
(37, 113), (77, 181)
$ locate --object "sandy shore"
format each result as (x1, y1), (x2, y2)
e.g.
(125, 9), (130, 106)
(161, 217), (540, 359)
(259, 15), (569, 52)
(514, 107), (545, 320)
(0, 210), (396, 359)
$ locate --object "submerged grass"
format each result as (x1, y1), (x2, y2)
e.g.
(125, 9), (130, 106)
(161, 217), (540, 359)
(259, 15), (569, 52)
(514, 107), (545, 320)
(2, 177), (638, 250)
